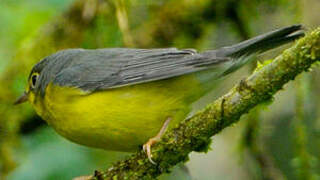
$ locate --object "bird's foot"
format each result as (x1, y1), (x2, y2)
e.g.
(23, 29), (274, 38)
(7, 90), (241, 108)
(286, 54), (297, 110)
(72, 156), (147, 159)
(143, 136), (160, 164)
(143, 117), (172, 164)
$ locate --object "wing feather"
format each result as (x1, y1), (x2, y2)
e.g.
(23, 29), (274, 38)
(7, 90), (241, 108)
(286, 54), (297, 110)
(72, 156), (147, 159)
(51, 48), (228, 92)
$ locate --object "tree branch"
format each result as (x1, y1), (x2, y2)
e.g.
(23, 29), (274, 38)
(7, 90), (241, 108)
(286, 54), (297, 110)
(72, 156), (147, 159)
(88, 27), (320, 180)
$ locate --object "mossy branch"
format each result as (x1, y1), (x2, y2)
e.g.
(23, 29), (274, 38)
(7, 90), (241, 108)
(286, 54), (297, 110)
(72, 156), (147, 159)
(88, 28), (320, 180)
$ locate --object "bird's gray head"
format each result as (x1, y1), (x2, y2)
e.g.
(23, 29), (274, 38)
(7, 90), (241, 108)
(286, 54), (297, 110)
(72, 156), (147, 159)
(31, 49), (86, 96)
(14, 49), (84, 105)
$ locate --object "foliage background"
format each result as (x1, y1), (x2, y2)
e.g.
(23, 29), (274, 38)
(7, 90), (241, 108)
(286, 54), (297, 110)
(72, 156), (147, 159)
(0, 0), (319, 179)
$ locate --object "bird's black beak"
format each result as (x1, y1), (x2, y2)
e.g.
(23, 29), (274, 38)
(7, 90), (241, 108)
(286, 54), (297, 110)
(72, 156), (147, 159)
(14, 92), (28, 105)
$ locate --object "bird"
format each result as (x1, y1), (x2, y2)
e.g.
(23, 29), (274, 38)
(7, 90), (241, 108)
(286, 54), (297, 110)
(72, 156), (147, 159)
(15, 25), (304, 164)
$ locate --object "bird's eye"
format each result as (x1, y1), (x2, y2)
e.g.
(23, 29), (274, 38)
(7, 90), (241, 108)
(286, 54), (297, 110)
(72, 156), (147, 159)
(31, 73), (39, 89)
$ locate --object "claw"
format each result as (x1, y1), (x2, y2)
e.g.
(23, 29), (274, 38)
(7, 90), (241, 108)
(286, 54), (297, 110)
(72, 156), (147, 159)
(143, 138), (157, 164)
(142, 117), (172, 165)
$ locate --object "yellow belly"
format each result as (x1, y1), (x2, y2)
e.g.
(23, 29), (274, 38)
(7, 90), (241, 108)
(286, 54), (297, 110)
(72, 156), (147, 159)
(33, 75), (203, 152)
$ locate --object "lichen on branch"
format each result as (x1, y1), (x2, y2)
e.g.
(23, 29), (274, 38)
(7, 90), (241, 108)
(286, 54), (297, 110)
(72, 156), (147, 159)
(89, 28), (320, 180)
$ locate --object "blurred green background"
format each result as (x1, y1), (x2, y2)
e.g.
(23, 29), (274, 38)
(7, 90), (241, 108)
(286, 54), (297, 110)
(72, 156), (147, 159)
(0, 0), (320, 179)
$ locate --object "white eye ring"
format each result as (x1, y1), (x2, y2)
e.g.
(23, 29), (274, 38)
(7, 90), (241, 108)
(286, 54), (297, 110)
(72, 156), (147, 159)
(31, 73), (39, 89)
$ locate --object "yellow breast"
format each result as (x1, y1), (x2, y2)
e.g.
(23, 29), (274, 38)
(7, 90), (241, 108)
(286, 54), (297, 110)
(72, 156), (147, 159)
(31, 75), (203, 151)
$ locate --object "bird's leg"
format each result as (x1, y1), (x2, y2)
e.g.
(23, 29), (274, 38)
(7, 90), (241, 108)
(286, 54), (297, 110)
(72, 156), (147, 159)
(143, 117), (172, 164)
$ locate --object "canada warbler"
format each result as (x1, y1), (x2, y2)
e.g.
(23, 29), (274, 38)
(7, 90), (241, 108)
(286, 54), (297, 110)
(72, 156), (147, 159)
(15, 25), (303, 163)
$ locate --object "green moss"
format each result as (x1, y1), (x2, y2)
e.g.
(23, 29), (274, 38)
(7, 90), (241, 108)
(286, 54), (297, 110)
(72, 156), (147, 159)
(254, 59), (273, 73)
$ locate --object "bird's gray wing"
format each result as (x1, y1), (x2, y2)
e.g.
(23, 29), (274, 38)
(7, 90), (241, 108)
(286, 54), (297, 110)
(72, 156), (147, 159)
(51, 48), (228, 92)
(40, 25), (303, 95)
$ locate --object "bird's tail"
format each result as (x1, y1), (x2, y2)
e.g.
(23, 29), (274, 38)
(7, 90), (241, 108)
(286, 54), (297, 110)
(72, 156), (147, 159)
(202, 25), (304, 75)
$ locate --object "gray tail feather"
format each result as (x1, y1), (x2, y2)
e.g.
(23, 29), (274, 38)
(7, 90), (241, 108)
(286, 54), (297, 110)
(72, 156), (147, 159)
(216, 24), (304, 57)
(201, 24), (304, 75)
